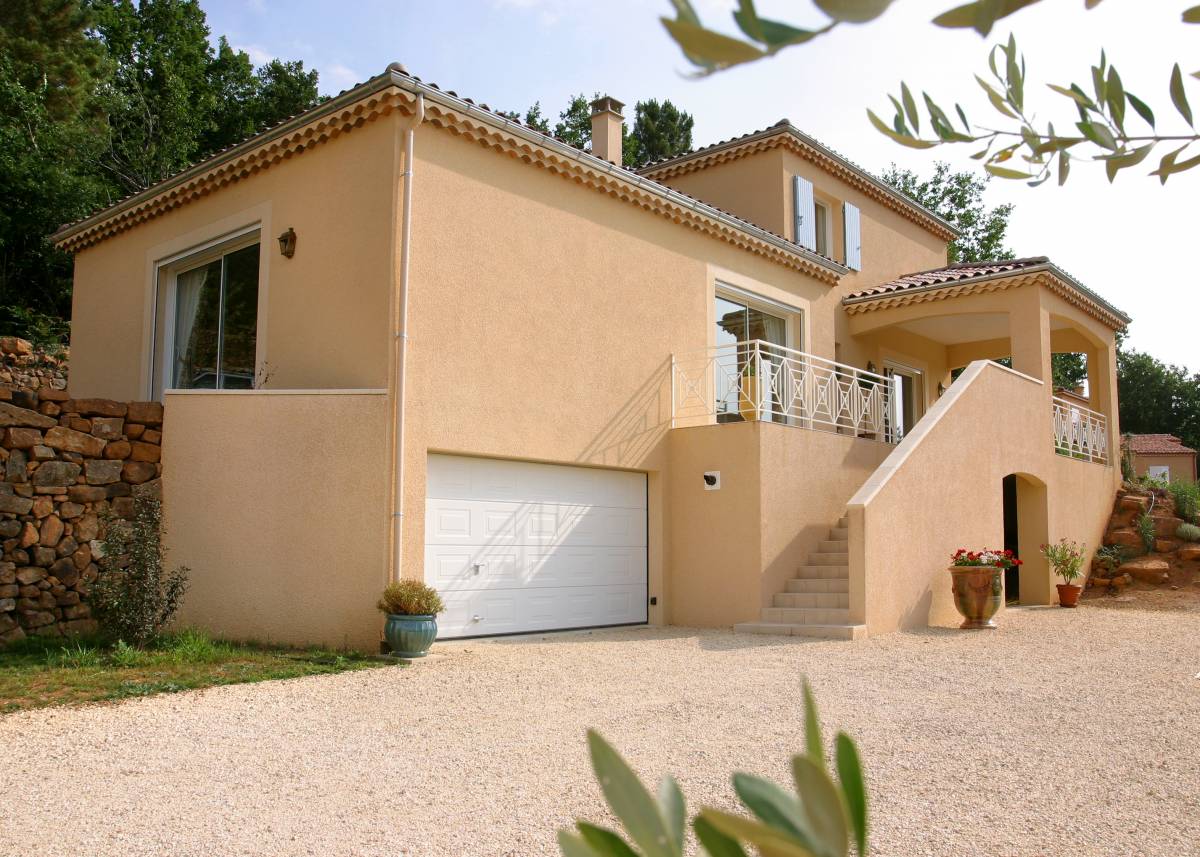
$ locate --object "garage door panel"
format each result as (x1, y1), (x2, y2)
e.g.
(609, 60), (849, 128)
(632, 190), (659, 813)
(426, 546), (522, 590)
(427, 455), (646, 639)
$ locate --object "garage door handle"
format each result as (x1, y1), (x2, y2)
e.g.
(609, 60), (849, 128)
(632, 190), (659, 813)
(472, 614), (483, 623)
(472, 563), (484, 576)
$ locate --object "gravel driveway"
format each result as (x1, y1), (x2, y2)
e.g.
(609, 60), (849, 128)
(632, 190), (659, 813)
(3, 604), (1198, 857)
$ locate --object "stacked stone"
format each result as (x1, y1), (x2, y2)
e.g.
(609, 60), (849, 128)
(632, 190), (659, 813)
(0, 392), (163, 645)
(0, 336), (68, 396)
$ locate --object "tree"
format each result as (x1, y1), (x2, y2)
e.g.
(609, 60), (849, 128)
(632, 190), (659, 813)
(1118, 349), (1200, 454)
(0, 0), (112, 323)
(91, 0), (219, 193)
(660, 0), (1200, 184)
(623, 98), (694, 168)
(554, 93), (595, 149)
(881, 162), (1013, 263)
(249, 58), (320, 133)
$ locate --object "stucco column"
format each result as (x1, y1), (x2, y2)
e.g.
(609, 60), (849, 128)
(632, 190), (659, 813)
(1008, 287), (1052, 391)
(1087, 344), (1121, 472)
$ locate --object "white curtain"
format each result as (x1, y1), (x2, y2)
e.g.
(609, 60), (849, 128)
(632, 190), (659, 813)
(173, 266), (209, 387)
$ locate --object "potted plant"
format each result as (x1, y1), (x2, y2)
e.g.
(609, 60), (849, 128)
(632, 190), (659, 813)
(1041, 539), (1085, 608)
(377, 579), (445, 657)
(949, 549), (1020, 629)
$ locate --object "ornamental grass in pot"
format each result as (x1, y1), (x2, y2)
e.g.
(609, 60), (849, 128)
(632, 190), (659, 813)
(949, 549), (1020, 629)
(1041, 538), (1085, 608)
(377, 580), (445, 657)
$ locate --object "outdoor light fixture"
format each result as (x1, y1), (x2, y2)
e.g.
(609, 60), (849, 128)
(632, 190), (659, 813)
(277, 227), (296, 258)
(866, 361), (877, 374)
(938, 382), (947, 397)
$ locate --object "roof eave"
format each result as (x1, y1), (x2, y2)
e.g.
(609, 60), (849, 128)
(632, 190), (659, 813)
(638, 124), (961, 240)
(842, 262), (1132, 329)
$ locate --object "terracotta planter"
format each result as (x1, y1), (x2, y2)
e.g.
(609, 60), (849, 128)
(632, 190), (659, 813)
(739, 376), (761, 421)
(1056, 583), (1082, 608)
(949, 566), (1004, 630)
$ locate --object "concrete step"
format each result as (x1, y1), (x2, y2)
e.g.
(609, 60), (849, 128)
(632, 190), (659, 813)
(773, 591), (849, 609)
(808, 552), (849, 566)
(761, 606), (852, 625)
(837, 515), (848, 529)
(828, 526), (849, 541)
(818, 539), (848, 553)
(794, 565), (850, 579)
(735, 621), (867, 640)
(786, 577), (850, 594)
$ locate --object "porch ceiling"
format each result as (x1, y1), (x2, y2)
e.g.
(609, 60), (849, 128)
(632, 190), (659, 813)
(896, 312), (1074, 346)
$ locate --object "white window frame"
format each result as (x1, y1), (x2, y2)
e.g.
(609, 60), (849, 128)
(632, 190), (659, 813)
(714, 283), (803, 352)
(151, 225), (263, 399)
(1148, 465), (1170, 481)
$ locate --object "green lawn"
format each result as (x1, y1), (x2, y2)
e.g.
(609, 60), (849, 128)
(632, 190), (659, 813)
(0, 629), (388, 714)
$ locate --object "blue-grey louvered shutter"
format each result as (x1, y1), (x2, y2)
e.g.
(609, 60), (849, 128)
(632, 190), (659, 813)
(792, 175), (816, 250)
(844, 202), (862, 270)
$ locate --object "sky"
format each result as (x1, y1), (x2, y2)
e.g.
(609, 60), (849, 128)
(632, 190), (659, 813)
(201, 0), (1199, 367)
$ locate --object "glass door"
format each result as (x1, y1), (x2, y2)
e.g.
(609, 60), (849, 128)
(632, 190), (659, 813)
(884, 363), (925, 439)
(714, 295), (789, 423)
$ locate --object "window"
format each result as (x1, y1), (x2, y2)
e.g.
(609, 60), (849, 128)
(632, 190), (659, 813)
(714, 289), (797, 424)
(813, 201), (829, 257)
(1148, 465), (1171, 481)
(155, 235), (261, 395)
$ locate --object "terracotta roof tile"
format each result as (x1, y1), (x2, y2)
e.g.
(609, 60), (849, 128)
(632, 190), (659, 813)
(1125, 434), (1196, 455)
(845, 257), (1050, 300)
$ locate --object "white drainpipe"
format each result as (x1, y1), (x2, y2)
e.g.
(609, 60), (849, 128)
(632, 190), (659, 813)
(390, 71), (424, 583)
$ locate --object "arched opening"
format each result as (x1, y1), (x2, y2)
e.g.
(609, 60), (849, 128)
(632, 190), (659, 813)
(1002, 473), (1051, 604)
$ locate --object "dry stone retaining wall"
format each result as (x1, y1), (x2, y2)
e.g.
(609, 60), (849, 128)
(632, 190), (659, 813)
(0, 338), (163, 645)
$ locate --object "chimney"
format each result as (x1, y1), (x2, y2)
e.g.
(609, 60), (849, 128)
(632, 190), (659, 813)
(589, 95), (625, 166)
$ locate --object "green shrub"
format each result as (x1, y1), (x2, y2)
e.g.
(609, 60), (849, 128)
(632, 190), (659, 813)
(1168, 480), (1200, 524)
(107, 639), (145, 668)
(561, 683), (867, 857)
(1095, 544), (1128, 572)
(1177, 523), (1200, 543)
(91, 496), (189, 647)
(1136, 513), (1157, 552)
(377, 580), (444, 616)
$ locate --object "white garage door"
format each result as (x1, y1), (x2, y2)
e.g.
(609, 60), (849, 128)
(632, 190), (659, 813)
(426, 454), (648, 639)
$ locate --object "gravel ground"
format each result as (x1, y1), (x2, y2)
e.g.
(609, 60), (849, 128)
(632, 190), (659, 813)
(2, 604), (1198, 857)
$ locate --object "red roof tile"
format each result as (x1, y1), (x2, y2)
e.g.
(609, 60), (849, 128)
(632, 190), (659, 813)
(1125, 434), (1196, 455)
(845, 257), (1050, 300)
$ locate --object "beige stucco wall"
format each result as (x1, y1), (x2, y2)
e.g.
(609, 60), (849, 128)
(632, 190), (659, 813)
(395, 127), (832, 628)
(667, 420), (889, 627)
(163, 390), (390, 650)
(68, 116), (397, 399)
(847, 360), (1120, 634)
(1133, 453), (1197, 483)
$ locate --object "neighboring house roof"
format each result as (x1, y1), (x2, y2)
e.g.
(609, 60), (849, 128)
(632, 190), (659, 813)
(51, 66), (846, 283)
(1125, 434), (1196, 455)
(841, 256), (1131, 330)
(637, 120), (959, 242)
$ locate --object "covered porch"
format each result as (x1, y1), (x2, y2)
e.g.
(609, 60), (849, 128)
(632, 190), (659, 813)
(841, 257), (1129, 468)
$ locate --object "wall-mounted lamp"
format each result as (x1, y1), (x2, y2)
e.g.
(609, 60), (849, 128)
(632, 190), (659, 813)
(277, 227), (297, 258)
(865, 361), (877, 374)
(937, 382), (946, 397)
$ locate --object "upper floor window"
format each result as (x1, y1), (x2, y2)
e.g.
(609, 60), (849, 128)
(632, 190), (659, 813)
(814, 201), (829, 257)
(154, 232), (261, 396)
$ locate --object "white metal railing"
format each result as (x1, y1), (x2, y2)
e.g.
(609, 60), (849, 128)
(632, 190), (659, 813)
(1052, 396), (1109, 464)
(671, 340), (901, 442)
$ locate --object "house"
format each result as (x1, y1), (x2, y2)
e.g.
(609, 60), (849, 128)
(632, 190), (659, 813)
(51, 65), (1129, 649)
(1126, 434), (1197, 483)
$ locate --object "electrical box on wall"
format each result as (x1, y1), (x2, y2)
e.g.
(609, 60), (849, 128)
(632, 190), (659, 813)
(703, 471), (720, 490)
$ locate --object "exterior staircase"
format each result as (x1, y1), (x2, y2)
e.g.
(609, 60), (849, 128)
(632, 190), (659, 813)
(734, 515), (868, 640)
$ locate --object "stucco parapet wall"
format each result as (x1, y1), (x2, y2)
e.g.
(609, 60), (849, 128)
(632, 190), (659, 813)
(638, 124), (959, 243)
(51, 72), (844, 283)
(841, 267), (1130, 331)
(163, 389), (388, 396)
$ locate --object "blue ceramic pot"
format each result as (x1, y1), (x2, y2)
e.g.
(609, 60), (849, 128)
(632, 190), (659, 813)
(384, 614), (438, 657)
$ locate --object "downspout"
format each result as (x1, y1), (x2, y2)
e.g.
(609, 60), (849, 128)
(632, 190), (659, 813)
(390, 70), (425, 584)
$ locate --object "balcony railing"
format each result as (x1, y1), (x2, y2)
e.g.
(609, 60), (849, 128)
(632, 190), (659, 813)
(1052, 396), (1109, 464)
(672, 340), (900, 442)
